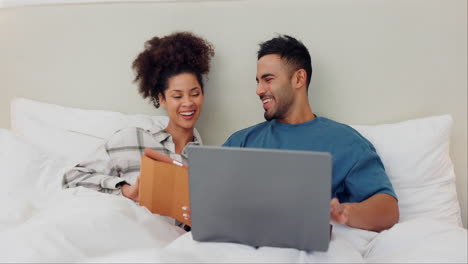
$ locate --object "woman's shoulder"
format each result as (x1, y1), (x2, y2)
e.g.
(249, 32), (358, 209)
(112, 126), (150, 138)
(105, 127), (156, 148)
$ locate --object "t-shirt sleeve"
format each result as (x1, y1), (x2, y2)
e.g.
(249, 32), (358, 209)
(344, 145), (397, 203)
(222, 136), (234, 147)
(222, 133), (241, 147)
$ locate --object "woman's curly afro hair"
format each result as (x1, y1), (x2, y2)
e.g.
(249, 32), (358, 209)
(132, 32), (215, 108)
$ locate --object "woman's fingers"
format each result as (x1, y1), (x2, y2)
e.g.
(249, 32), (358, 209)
(182, 206), (191, 220)
(135, 177), (140, 187)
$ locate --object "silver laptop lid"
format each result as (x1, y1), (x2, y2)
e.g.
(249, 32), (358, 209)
(187, 145), (331, 252)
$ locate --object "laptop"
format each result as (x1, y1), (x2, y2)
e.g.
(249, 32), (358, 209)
(186, 145), (332, 252)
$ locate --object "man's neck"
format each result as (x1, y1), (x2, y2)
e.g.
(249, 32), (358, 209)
(277, 100), (315, 125)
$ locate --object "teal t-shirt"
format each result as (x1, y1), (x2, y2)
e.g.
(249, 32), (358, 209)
(222, 117), (397, 203)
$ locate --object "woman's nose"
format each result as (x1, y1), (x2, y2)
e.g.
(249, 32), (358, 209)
(182, 97), (194, 107)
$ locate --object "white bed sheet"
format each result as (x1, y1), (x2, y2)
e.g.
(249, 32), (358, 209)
(0, 129), (466, 263)
(0, 187), (366, 263)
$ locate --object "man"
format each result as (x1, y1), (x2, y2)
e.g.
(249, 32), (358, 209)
(223, 35), (399, 232)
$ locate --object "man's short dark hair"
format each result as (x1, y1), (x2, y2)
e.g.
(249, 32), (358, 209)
(257, 35), (312, 90)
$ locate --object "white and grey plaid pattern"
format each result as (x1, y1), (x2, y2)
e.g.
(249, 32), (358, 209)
(63, 127), (201, 195)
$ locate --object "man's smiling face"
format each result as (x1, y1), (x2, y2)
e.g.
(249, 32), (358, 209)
(256, 54), (295, 121)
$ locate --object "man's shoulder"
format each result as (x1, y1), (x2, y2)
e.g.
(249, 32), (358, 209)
(317, 117), (371, 148)
(233, 121), (270, 135)
(316, 117), (356, 134)
(223, 121), (270, 146)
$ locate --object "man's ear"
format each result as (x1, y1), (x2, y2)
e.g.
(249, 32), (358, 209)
(292, 69), (307, 90)
(158, 94), (166, 108)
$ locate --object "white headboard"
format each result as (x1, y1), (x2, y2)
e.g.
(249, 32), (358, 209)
(0, 0), (466, 227)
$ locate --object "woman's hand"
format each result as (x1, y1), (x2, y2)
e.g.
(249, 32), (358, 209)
(182, 206), (191, 223)
(121, 177), (140, 202)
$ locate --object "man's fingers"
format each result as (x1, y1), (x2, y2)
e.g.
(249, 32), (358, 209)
(330, 198), (349, 224)
(330, 198), (340, 213)
(330, 198), (339, 206)
(330, 206), (349, 224)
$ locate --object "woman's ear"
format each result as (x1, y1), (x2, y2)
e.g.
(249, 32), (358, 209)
(158, 93), (167, 108)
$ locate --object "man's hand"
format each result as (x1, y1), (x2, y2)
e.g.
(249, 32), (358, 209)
(121, 177), (140, 202)
(329, 194), (399, 232)
(330, 198), (350, 225)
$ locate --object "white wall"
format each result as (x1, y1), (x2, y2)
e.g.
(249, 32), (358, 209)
(0, 0), (466, 227)
(0, 0), (186, 8)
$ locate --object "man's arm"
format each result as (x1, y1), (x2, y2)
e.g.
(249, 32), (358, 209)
(330, 193), (399, 232)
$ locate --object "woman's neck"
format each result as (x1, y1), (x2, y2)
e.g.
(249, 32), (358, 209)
(165, 122), (194, 154)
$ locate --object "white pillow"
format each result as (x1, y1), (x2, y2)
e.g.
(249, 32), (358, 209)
(11, 117), (104, 164)
(352, 115), (462, 227)
(10, 97), (202, 162)
(0, 129), (73, 202)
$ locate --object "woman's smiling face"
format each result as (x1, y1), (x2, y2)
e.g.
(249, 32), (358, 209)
(159, 72), (204, 130)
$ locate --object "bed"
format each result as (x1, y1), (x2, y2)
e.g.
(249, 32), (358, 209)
(0, 97), (465, 263)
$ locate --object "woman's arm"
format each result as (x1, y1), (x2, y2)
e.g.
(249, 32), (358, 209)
(62, 143), (127, 195)
(120, 178), (140, 201)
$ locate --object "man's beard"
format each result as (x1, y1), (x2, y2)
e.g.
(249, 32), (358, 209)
(264, 97), (294, 121)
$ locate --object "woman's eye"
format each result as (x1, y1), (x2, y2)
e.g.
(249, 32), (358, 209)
(173, 96), (182, 99)
(191, 93), (200, 97)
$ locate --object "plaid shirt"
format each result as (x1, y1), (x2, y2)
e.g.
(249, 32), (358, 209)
(63, 126), (202, 195)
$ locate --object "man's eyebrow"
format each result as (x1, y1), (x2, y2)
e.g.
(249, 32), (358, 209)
(261, 73), (274, 79)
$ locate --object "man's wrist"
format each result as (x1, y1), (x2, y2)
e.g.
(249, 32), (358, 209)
(341, 202), (354, 227)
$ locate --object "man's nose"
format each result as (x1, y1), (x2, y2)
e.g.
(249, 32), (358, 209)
(256, 83), (266, 97)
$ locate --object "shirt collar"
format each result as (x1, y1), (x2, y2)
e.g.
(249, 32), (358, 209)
(152, 129), (171, 143)
(152, 128), (202, 146)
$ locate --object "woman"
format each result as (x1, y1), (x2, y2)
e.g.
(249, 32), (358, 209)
(62, 32), (214, 227)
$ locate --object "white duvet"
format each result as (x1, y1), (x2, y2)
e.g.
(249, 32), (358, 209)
(0, 129), (466, 263)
